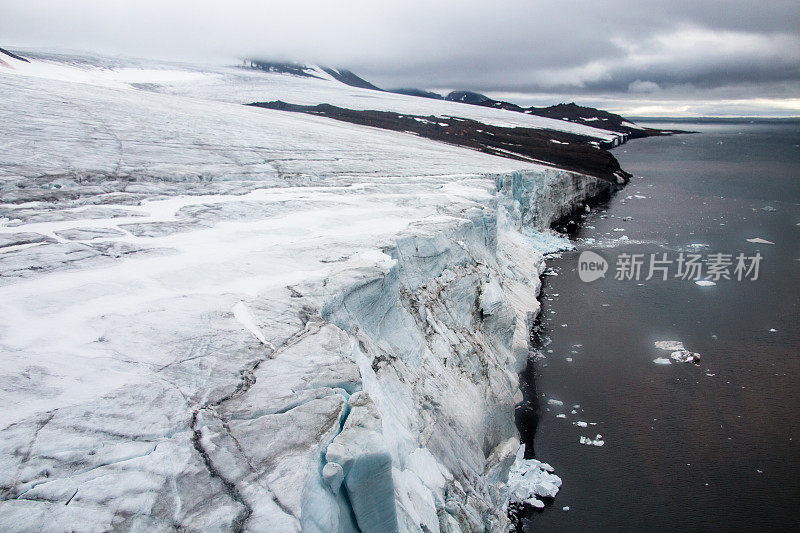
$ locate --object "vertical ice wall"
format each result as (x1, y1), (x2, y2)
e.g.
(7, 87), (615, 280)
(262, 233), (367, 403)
(310, 168), (613, 531)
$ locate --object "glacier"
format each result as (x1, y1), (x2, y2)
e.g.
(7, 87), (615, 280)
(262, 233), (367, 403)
(0, 52), (617, 531)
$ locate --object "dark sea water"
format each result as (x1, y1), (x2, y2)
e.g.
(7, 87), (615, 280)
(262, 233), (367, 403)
(518, 120), (800, 531)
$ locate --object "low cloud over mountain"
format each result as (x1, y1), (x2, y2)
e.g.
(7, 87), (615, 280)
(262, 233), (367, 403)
(2, 0), (798, 115)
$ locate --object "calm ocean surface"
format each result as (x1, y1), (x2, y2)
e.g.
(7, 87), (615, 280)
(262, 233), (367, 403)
(518, 120), (800, 531)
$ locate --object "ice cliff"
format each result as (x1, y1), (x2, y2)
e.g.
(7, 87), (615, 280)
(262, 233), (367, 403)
(0, 52), (615, 531)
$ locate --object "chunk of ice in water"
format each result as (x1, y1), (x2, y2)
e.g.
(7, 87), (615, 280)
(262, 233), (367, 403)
(655, 341), (685, 351)
(670, 350), (701, 363)
(579, 434), (605, 446)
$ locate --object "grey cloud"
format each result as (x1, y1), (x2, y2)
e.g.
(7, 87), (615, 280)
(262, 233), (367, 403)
(1, 0), (798, 115)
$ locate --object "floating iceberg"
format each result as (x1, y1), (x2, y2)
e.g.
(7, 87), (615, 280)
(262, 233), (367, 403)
(508, 446), (563, 504)
(579, 434), (605, 446)
(654, 341), (700, 364)
(655, 340), (685, 351)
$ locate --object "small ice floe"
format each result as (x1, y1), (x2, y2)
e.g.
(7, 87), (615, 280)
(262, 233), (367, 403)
(528, 498), (545, 509)
(579, 434), (604, 446)
(612, 228), (625, 232)
(655, 340), (701, 364)
(571, 409), (578, 414)
(746, 237), (774, 245)
(547, 399), (564, 406)
(566, 357), (573, 362)
(563, 506), (570, 511)
(761, 206), (777, 212)
(655, 340), (684, 351)
(670, 350), (701, 363)
(687, 243), (709, 249)
(556, 414), (566, 419)
(574, 421), (588, 428)
(695, 280), (716, 286)
(653, 357), (672, 365)
(769, 328), (777, 332)
(508, 445), (562, 506)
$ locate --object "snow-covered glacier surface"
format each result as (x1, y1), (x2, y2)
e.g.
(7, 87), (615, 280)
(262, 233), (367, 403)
(0, 53), (613, 531)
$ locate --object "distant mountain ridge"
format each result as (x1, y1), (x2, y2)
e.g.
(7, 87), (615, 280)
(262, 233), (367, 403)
(389, 88), (444, 100)
(0, 47), (28, 63)
(243, 59), (683, 138)
(246, 60), (380, 90)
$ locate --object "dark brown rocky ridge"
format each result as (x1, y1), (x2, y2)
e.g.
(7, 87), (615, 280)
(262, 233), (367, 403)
(248, 101), (633, 184)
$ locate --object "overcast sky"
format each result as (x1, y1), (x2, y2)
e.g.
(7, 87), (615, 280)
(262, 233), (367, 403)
(2, 0), (799, 116)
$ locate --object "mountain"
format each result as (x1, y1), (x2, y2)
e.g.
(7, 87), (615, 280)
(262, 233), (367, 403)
(445, 90), (492, 104)
(441, 90), (687, 138)
(246, 60), (381, 90)
(388, 88), (444, 100)
(243, 61), (679, 138)
(0, 46), (28, 63)
(318, 66), (382, 90)
(480, 99), (654, 138)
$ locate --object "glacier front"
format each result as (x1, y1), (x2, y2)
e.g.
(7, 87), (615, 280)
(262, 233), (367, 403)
(0, 53), (616, 531)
